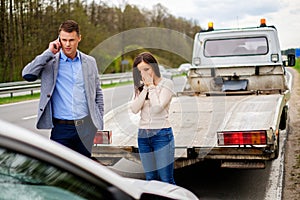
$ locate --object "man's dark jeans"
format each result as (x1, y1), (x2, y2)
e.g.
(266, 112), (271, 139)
(51, 116), (97, 157)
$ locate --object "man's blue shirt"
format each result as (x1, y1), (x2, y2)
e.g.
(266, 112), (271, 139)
(52, 50), (89, 120)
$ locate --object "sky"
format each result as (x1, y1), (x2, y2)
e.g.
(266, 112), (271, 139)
(105, 0), (300, 50)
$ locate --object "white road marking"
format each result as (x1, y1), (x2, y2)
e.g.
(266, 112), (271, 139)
(22, 115), (37, 120)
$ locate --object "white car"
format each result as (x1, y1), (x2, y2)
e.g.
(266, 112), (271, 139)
(0, 120), (198, 200)
(178, 63), (192, 73)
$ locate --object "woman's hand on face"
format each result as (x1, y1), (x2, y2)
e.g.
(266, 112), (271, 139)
(142, 72), (154, 86)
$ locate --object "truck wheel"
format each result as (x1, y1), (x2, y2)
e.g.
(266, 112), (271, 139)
(274, 132), (280, 159)
(279, 105), (288, 130)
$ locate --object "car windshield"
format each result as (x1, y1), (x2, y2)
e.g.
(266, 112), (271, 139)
(0, 147), (107, 199)
(204, 36), (268, 57)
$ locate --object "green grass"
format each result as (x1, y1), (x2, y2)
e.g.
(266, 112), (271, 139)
(294, 58), (300, 73)
(0, 93), (41, 105)
(0, 81), (133, 105)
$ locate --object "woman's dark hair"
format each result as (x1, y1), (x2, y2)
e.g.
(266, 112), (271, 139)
(58, 20), (80, 36)
(132, 52), (161, 93)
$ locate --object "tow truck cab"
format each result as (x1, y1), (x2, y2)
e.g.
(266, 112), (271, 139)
(188, 19), (295, 94)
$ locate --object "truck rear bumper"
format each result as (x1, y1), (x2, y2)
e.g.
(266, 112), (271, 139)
(190, 146), (275, 160)
(174, 146), (275, 169)
(92, 145), (275, 169)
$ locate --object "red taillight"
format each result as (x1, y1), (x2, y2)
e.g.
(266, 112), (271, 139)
(93, 130), (112, 144)
(218, 131), (267, 145)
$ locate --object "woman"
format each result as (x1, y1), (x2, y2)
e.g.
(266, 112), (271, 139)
(130, 52), (176, 184)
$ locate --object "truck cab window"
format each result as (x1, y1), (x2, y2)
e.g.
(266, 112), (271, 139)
(204, 37), (268, 57)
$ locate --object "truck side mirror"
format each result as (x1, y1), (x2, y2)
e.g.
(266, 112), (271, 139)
(287, 54), (296, 66)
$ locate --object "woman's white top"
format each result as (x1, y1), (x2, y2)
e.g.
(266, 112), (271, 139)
(130, 78), (175, 129)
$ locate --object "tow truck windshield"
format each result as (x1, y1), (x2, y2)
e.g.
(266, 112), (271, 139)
(204, 36), (268, 57)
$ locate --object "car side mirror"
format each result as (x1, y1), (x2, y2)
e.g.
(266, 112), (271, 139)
(140, 193), (174, 200)
(107, 186), (133, 200)
(287, 54), (296, 66)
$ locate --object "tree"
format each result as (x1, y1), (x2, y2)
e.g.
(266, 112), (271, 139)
(0, 0), (202, 82)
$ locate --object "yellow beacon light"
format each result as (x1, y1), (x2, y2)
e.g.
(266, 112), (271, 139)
(208, 22), (214, 31)
(260, 18), (266, 27)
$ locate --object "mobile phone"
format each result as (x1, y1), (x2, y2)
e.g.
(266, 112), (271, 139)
(53, 36), (61, 50)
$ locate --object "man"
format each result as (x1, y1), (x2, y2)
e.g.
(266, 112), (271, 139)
(22, 20), (104, 158)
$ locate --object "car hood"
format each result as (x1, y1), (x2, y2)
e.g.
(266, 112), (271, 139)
(125, 178), (199, 200)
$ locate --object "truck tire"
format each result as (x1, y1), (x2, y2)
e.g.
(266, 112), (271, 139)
(274, 132), (279, 159)
(279, 105), (288, 130)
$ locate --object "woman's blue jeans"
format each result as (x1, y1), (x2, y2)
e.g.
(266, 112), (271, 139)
(138, 128), (176, 184)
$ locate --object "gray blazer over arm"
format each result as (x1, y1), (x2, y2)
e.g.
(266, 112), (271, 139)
(22, 49), (104, 130)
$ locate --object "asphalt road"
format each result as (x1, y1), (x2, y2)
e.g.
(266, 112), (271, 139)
(0, 83), (136, 137)
(0, 73), (291, 200)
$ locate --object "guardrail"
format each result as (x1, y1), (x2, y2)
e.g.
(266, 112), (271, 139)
(0, 73), (133, 98)
(100, 72), (132, 84)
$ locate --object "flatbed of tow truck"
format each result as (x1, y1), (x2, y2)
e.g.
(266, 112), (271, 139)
(93, 90), (289, 169)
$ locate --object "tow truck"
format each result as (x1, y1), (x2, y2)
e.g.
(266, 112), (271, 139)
(92, 19), (295, 171)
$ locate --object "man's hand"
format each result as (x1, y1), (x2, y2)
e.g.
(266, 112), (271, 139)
(49, 38), (61, 54)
